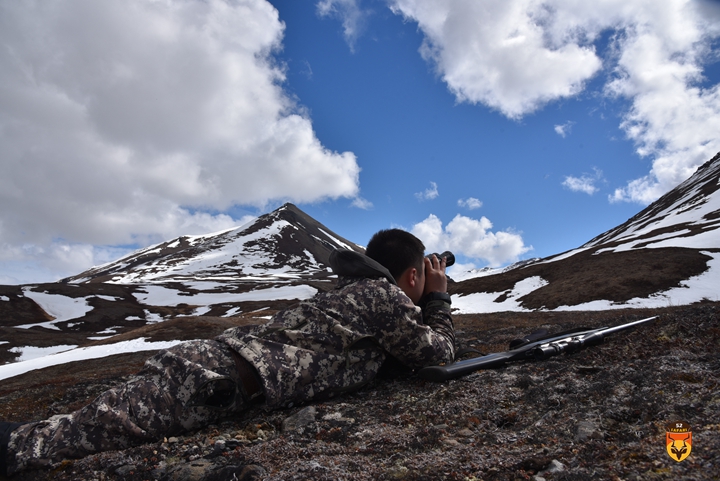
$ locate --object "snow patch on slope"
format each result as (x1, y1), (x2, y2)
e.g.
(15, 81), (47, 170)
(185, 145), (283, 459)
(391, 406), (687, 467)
(133, 284), (317, 307)
(0, 338), (189, 381)
(452, 276), (548, 313)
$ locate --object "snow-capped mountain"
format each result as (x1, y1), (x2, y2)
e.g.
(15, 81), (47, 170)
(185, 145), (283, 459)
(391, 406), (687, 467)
(582, 153), (720, 252)
(64, 203), (363, 284)
(1, 204), (365, 368)
(451, 152), (720, 312)
(3, 153), (720, 372)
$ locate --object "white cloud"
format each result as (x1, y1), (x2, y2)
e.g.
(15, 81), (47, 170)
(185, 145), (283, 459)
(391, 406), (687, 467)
(351, 196), (374, 209)
(562, 168), (604, 195)
(554, 121), (575, 138)
(607, 7), (720, 203)
(411, 214), (531, 267)
(390, 0), (602, 120)
(415, 181), (439, 201)
(563, 176), (597, 195)
(457, 197), (483, 210)
(317, 0), (371, 52)
(0, 0), (359, 282)
(390, 0), (720, 205)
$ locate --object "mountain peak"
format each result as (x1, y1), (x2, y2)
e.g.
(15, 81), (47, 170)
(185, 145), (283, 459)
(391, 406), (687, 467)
(64, 204), (362, 284)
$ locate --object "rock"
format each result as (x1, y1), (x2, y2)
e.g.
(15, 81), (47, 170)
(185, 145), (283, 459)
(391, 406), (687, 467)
(387, 465), (409, 479)
(520, 456), (551, 472)
(209, 439), (226, 458)
(575, 420), (598, 442)
(114, 464), (136, 476)
(282, 406), (317, 434)
(200, 464), (266, 481)
(163, 459), (213, 481)
(538, 459), (565, 476)
(162, 460), (266, 481)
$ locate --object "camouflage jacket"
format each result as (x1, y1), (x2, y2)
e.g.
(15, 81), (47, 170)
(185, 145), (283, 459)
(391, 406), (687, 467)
(217, 249), (455, 408)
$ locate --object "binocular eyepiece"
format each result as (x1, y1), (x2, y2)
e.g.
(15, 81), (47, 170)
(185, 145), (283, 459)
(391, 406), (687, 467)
(426, 251), (455, 267)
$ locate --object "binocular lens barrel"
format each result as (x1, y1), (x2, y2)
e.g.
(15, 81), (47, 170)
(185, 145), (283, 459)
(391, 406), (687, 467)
(427, 251), (455, 267)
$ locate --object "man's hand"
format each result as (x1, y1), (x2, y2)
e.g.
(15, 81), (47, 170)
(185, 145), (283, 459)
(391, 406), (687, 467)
(423, 254), (448, 295)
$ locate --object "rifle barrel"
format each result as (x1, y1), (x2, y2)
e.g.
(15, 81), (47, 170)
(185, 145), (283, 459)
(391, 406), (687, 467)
(418, 316), (658, 382)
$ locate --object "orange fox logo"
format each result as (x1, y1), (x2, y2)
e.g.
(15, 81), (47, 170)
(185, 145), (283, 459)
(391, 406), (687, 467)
(666, 421), (692, 462)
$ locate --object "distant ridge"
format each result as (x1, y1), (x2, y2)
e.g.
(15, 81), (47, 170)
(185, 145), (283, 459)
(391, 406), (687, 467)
(583, 152), (720, 251)
(63, 203), (363, 284)
(451, 151), (720, 311)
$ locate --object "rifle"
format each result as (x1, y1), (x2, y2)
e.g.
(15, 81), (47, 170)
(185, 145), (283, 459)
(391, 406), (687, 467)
(418, 316), (658, 382)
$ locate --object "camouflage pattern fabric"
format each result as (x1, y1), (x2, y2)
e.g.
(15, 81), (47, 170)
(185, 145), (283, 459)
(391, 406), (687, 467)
(6, 255), (455, 473)
(7, 340), (248, 474)
(218, 276), (455, 408)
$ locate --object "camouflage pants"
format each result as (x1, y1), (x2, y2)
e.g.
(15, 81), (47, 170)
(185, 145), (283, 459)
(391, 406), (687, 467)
(7, 340), (251, 474)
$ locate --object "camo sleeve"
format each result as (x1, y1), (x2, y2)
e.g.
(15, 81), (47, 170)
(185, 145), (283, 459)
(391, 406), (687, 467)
(368, 281), (455, 368)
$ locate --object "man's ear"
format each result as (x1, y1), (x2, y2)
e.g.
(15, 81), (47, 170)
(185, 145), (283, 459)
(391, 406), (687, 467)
(396, 266), (415, 291)
(403, 267), (418, 287)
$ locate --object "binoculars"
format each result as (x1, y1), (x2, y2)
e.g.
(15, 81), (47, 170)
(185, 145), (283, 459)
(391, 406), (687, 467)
(426, 251), (455, 267)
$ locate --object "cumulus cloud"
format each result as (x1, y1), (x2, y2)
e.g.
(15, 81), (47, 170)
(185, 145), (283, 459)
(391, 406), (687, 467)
(317, 0), (371, 52)
(389, 0), (602, 119)
(606, 5), (720, 203)
(411, 214), (531, 267)
(351, 196), (374, 209)
(457, 197), (483, 210)
(562, 168), (604, 195)
(415, 181), (439, 201)
(0, 0), (359, 282)
(389, 0), (720, 204)
(563, 176), (598, 195)
(554, 121), (575, 138)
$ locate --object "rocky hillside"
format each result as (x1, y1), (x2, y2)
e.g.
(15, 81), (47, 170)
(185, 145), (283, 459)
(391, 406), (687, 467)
(451, 152), (720, 312)
(1, 303), (718, 480)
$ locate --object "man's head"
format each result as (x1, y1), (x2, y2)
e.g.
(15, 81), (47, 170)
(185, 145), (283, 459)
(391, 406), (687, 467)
(366, 229), (426, 303)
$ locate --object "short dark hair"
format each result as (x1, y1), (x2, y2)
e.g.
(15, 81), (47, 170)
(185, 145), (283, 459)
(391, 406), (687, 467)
(365, 229), (425, 281)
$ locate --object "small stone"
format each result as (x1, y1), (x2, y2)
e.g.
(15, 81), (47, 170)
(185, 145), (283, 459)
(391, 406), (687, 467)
(521, 456), (551, 472)
(543, 459), (565, 474)
(387, 465), (409, 479)
(282, 406), (317, 433)
(211, 439), (226, 456)
(150, 467), (167, 479)
(575, 420), (598, 442)
(114, 465), (136, 476)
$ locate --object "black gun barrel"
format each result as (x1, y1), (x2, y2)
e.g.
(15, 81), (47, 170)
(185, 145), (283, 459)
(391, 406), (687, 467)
(418, 316), (657, 382)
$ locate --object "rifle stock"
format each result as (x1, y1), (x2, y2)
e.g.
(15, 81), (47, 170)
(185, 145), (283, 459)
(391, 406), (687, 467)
(419, 316), (657, 382)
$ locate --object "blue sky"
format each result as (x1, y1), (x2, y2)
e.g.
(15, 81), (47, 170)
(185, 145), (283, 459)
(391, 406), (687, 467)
(270, 1), (641, 250)
(1, 0), (719, 283)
